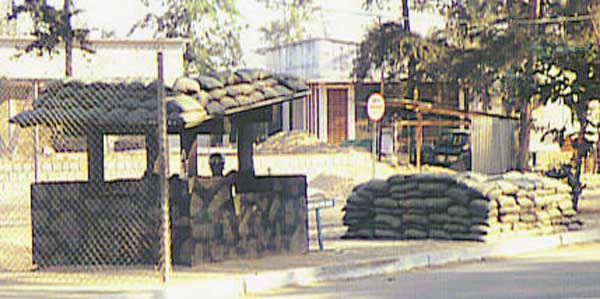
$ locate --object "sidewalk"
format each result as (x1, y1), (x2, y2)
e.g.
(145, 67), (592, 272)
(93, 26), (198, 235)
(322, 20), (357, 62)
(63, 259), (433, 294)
(2, 218), (600, 299)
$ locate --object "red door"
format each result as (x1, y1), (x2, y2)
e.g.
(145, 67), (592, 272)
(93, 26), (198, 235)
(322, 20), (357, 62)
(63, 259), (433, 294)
(327, 89), (348, 145)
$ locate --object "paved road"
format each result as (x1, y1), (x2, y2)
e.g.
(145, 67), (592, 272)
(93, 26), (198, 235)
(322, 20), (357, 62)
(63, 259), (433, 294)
(247, 242), (600, 299)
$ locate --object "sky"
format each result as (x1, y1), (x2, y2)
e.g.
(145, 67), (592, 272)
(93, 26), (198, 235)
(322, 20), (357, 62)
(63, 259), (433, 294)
(12, 0), (444, 68)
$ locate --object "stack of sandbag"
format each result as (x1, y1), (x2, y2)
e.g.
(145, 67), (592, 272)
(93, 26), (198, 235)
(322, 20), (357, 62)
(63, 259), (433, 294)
(342, 180), (380, 239)
(342, 171), (583, 242)
(580, 174), (600, 212)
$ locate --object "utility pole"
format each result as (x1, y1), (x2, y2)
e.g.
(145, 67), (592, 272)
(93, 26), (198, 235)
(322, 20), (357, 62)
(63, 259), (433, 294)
(63, 0), (72, 77)
(401, 0), (410, 31)
(378, 16), (384, 162)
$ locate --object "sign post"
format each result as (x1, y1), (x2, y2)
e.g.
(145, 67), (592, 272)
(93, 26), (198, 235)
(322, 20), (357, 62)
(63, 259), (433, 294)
(367, 93), (386, 179)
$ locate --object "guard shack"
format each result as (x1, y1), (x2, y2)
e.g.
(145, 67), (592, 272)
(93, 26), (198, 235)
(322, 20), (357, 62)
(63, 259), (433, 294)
(10, 69), (310, 267)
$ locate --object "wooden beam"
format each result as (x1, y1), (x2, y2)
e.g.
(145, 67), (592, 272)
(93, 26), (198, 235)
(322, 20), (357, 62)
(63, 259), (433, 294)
(361, 98), (519, 120)
(181, 131), (198, 177)
(397, 120), (471, 127)
(236, 118), (256, 177)
(87, 130), (104, 185)
(146, 130), (158, 175)
(416, 111), (422, 171)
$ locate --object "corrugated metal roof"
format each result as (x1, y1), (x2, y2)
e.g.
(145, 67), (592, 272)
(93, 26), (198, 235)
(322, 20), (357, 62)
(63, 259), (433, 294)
(9, 69), (308, 131)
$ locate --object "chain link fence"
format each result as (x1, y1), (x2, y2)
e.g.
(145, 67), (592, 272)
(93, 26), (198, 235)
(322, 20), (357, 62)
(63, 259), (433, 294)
(0, 56), (172, 286)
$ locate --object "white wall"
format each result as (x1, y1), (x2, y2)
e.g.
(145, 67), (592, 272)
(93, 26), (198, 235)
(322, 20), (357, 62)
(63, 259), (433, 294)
(262, 38), (357, 82)
(0, 38), (185, 85)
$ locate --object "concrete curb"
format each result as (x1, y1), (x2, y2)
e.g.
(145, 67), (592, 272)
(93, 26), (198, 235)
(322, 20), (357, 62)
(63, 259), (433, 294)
(240, 227), (600, 294)
(92, 227), (600, 298)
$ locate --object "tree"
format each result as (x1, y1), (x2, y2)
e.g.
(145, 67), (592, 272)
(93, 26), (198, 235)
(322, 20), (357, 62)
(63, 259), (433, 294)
(131, 0), (243, 75)
(532, 41), (600, 210)
(352, 21), (445, 95)
(7, 0), (93, 77)
(257, 0), (318, 47)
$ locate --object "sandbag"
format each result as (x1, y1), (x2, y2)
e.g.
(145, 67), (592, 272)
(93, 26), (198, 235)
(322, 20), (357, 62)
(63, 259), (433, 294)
(403, 229), (428, 239)
(173, 77), (201, 94)
(535, 211), (550, 222)
(499, 213), (519, 223)
(448, 206), (470, 218)
(346, 193), (372, 207)
(355, 188), (375, 202)
(374, 197), (397, 209)
(196, 75), (224, 90)
(485, 188), (503, 200)
(469, 199), (490, 215)
(402, 214), (428, 226)
(515, 196), (534, 208)
(547, 208), (563, 220)
(373, 208), (402, 216)
(428, 213), (452, 224)
(470, 224), (490, 234)
(374, 229), (402, 239)
(418, 181), (449, 195)
(399, 199), (429, 210)
(447, 216), (472, 227)
(374, 214), (402, 228)
(497, 181), (519, 195)
(208, 88), (227, 101)
(166, 94), (204, 114)
(445, 186), (482, 203)
(498, 205), (520, 215)
(443, 223), (469, 233)
(497, 196), (517, 208)
(389, 183), (418, 194)
(519, 212), (537, 223)
(470, 216), (495, 226)
(387, 174), (410, 185)
(364, 179), (390, 195)
(450, 232), (483, 241)
(423, 197), (452, 211)
(428, 229), (452, 240)
(343, 228), (374, 239)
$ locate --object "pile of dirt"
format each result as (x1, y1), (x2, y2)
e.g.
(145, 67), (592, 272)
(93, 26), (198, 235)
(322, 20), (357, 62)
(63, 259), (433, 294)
(309, 174), (355, 201)
(255, 131), (344, 154)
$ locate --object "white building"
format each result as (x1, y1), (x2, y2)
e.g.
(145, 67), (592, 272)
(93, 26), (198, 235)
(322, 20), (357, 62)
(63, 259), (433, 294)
(0, 37), (185, 84)
(258, 38), (359, 145)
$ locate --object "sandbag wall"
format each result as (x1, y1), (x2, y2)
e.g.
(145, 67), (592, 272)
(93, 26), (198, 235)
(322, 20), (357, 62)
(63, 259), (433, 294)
(170, 175), (308, 266)
(343, 172), (582, 241)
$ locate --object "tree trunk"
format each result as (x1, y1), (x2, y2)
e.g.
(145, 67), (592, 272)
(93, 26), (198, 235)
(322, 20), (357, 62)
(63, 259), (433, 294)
(64, 0), (72, 77)
(402, 0), (410, 32)
(572, 107), (588, 211)
(517, 100), (531, 171)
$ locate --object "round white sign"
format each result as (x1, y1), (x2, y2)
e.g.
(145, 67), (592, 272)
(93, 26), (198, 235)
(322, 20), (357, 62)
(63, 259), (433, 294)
(367, 93), (386, 122)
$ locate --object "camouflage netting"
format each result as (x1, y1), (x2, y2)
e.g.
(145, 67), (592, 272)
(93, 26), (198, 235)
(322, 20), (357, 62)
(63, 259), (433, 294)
(343, 172), (582, 242)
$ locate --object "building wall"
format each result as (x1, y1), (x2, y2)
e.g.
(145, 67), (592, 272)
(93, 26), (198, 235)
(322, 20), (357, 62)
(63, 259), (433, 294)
(0, 38), (185, 85)
(262, 38), (358, 82)
(261, 39), (359, 143)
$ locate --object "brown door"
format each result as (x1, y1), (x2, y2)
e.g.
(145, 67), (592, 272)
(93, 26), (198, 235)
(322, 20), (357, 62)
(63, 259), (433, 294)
(327, 88), (348, 145)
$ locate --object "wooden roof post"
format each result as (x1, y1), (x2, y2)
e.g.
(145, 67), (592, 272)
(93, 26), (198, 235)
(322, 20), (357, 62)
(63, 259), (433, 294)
(414, 87), (422, 171)
(237, 119), (255, 177)
(181, 131), (198, 177)
(87, 130), (104, 185)
(146, 130), (158, 175)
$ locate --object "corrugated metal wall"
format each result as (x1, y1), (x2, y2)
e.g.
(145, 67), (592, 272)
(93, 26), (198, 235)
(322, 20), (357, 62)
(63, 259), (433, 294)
(471, 116), (518, 174)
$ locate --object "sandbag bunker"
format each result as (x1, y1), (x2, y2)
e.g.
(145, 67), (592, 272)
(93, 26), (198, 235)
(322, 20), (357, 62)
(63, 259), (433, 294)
(343, 172), (582, 241)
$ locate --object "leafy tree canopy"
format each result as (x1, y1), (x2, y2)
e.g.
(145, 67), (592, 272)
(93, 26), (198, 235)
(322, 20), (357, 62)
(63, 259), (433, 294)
(257, 0), (318, 47)
(7, 0), (93, 56)
(131, 0), (244, 75)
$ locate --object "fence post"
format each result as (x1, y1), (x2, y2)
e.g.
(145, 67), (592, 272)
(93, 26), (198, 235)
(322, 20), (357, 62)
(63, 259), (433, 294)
(157, 51), (171, 284)
(33, 80), (39, 182)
